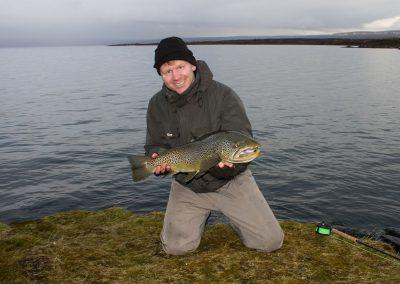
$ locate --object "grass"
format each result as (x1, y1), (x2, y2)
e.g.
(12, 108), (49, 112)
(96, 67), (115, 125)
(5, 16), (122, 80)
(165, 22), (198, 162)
(0, 207), (399, 283)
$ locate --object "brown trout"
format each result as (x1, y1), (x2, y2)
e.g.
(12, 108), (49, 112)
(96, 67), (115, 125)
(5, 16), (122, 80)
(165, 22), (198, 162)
(128, 131), (261, 183)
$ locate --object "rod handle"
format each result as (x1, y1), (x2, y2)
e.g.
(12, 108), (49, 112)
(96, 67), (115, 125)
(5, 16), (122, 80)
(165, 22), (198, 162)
(332, 228), (358, 242)
(332, 228), (400, 261)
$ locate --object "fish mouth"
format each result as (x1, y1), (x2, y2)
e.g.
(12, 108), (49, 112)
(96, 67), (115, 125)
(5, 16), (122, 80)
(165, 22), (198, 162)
(228, 146), (260, 163)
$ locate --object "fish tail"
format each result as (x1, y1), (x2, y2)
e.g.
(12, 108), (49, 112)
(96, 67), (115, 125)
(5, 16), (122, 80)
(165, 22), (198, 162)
(128, 155), (153, 182)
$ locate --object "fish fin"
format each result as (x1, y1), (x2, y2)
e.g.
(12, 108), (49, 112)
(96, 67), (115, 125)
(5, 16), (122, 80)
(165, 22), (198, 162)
(194, 171), (206, 178)
(128, 155), (153, 182)
(200, 156), (221, 172)
(192, 130), (250, 141)
(183, 170), (200, 183)
(192, 130), (222, 141)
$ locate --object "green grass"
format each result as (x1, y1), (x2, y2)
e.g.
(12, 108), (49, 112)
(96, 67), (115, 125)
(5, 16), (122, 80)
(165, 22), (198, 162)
(1, 207), (399, 283)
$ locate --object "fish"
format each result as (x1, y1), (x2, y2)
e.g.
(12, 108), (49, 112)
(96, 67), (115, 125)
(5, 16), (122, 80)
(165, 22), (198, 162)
(128, 131), (261, 183)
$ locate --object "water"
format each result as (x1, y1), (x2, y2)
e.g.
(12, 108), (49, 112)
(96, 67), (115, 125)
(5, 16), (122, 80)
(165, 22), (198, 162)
(0, 45), (399, 233)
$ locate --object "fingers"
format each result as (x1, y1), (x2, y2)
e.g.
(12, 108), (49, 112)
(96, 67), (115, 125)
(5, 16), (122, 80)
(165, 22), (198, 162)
(151, 153), (171, 175)
(154, 164), (171, 175)
(218, 161), (234, 168)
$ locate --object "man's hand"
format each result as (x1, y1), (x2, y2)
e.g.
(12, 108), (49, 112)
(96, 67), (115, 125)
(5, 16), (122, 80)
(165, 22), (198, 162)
(152, 153), (171, 175)
(217, 161), (234, 169)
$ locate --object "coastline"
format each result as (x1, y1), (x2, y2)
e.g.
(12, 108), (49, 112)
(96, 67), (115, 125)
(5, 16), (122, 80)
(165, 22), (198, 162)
(109, 38), (400, 49)
(1, 208), (399, 282)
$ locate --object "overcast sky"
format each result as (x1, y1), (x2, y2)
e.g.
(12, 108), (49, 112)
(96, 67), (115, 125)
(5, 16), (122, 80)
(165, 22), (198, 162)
(1, 0), (400, 46)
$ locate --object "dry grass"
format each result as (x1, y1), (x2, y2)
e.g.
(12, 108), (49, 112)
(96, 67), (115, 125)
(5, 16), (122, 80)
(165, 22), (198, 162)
(1, 207), (399, 283)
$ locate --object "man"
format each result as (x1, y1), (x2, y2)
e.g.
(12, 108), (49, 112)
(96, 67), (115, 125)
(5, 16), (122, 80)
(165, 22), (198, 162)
(145, 36), (283, 255)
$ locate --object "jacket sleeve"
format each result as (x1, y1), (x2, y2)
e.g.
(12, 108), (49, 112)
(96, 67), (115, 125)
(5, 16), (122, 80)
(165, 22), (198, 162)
(144, 98), (165, 157)
(208, 87), (253, 179)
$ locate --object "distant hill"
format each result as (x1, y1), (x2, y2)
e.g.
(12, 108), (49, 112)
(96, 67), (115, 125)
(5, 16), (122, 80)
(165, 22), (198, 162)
(183, 30), (400, 41)
(330, 30), (400, 39)
(109, 30), (400, 49)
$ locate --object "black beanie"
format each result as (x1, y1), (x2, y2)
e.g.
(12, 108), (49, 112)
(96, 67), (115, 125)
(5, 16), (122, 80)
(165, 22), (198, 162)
(153, 37), (197, 75)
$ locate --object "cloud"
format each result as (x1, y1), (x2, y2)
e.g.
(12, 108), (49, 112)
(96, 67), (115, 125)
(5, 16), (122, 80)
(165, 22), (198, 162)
(363, 15), (400, 29)
(1, 0), (400, 46)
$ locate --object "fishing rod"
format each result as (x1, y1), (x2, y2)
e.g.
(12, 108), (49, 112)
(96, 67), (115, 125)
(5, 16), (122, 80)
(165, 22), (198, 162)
(315, 222), (400, 262)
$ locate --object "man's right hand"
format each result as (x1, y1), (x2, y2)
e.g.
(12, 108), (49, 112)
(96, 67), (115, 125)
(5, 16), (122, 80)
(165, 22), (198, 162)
(152, 153), (171, 175)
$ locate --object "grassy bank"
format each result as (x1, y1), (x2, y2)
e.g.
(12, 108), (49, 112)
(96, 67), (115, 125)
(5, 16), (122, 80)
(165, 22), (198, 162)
(1, 208), (399, 283)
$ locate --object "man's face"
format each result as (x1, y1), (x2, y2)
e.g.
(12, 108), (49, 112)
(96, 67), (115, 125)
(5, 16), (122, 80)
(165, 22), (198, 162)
(160, 60), (196, 94)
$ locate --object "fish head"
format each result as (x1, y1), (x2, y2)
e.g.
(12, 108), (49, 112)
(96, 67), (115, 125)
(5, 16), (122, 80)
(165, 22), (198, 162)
(220, 132), (261, 163)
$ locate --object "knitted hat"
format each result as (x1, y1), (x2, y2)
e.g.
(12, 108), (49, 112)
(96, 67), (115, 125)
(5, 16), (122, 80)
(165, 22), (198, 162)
(153, 37), (197, 75)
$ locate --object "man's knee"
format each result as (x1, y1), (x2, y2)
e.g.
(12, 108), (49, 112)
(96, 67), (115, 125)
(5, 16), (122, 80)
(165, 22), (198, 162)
(245, 229), (284, 252)
(162, 239), (200, 255)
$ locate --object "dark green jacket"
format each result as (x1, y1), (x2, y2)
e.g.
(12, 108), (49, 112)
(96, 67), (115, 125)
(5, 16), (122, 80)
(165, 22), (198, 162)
(145, 60), (252, 193)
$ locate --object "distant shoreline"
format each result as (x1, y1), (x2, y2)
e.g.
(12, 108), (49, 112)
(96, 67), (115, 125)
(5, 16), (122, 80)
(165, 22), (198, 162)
(109, 38), (400, 49)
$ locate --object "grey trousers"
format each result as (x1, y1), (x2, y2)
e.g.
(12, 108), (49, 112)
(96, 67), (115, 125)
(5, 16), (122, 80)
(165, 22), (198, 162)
(161, 170), (284, 255)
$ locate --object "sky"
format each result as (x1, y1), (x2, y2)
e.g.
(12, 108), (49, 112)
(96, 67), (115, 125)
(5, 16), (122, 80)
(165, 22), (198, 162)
(1, 0), (400, 46)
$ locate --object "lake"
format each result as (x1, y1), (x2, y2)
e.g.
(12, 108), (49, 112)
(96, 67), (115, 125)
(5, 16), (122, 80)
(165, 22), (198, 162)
(0, 45), (399, 234)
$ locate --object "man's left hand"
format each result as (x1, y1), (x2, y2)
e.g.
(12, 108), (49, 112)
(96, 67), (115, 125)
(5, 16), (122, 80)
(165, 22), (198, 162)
(218, 161), (234, 168)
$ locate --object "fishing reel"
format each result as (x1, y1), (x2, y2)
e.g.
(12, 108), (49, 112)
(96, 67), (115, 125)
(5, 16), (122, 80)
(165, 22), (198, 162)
(315, 221), (332, 236)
